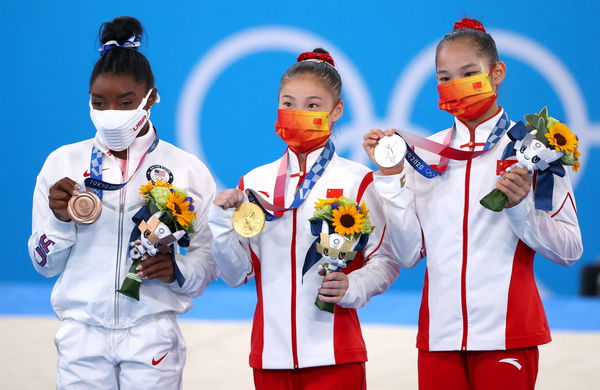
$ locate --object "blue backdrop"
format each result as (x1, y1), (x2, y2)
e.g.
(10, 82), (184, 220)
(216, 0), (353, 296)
(2, 0), (598, 295)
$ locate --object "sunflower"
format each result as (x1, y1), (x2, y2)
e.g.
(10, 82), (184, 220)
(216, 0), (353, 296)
(154, 179), (173, 189)
(166, 190), (196, 228)
(314, 198), (337, 209)
(139, 179), (173, 195)
(545, 123), (578, 153)
(331, 205), (364, 236)
(573, 161), (581, 172)
(139, 180), (155, 195)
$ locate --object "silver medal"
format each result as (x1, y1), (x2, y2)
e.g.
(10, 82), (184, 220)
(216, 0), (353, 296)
(374, 134), (407, 168)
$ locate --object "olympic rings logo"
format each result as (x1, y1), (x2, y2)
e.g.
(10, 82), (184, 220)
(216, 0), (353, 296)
(177, 26), (598, 188)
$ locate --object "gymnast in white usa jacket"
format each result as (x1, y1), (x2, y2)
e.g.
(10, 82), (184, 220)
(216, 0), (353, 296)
(28, 16), (216, 390)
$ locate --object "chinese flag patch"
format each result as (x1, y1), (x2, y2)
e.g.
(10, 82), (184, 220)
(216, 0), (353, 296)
(313, 118), (323, 126)
(496, 159), (518, 175)
(327, 188), (343, 198)
(472, 81), (483, 90)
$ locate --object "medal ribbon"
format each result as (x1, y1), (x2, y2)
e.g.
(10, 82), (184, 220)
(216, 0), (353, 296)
(399, 112), (511, 178)
(246, 140), (336, 221)
(86, 137), (159, 199)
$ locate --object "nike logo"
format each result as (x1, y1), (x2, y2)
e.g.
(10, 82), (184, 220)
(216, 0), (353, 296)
(499, 358), (522, 370)
(83, 168), (109, 177)
(258, 191), (270, 198)
(152, 352), (168, 366)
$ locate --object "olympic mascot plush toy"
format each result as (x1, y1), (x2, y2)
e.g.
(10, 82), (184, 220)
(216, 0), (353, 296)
(118, 212), (185, 300)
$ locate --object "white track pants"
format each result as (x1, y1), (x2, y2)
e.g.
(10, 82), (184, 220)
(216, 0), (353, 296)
(55, 314), (186, 389)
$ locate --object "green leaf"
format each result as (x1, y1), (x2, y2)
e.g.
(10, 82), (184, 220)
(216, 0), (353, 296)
(539, 106), (548, 120)
(524, 114), (539, 128)
(537, 117), (548, 134)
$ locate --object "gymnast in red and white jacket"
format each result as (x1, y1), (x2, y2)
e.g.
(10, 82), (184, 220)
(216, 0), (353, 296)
(208, 50), (399, 382)
(367, 107), (582, 353)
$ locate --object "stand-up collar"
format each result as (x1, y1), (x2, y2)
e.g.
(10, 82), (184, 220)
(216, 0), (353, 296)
(453, 108), (505, 151)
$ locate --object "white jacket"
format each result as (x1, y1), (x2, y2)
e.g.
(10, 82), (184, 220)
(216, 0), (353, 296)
(209, 144), (399, 369)
(28, 125), (217, 329)
(374, 109), (583, 352)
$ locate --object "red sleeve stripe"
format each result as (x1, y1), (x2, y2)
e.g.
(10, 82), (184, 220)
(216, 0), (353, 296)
(237, 175), (246, 191)
(551, 192), (577, 218)
(356, 171), (374, 203)
(366, 225), (387, 261)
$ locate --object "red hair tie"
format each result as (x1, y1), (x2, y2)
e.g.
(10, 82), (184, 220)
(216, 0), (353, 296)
(453, 18), (486, 32)
(297, 51), (335, 67)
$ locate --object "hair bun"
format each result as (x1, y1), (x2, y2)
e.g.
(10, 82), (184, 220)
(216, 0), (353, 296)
(453, 18), (486, 32)
(100, 16), (144, 45)
(297, 48), (335, 67)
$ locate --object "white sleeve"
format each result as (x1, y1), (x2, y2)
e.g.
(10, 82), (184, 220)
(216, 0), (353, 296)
(27, 151), (77, 278)
(337, 177), (401, 309)
(208, 204), (253, 287)
(169, 166), (218, 297)
(371, 166), (424, 269)
(504, 171), (583, 266)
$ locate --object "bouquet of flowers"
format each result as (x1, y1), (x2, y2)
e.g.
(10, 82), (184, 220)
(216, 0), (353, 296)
(308, 196), (374, 312)
(138, 179), (197, 234)
(118, 180), (196, 300)
(480, 107), (580, 212)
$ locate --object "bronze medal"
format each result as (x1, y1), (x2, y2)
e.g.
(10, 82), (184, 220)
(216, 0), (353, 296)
(232, 202), (265, 238)
(67, 191), (102, 225)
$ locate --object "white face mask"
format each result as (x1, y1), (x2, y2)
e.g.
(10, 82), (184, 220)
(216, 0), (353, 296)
(90, 89), (155, 152)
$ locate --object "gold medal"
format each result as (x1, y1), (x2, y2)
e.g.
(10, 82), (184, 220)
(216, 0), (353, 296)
(67, 191), (102, 225)
(232, 202), (266, 238)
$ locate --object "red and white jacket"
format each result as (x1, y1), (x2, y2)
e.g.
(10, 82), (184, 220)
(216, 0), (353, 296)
(374, 109), (583, 352)
(208, 145), (399, 369)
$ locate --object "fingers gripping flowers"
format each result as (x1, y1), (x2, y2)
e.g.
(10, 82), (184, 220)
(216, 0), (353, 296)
(308, 196), (374, 312)
(480, 107), (581, 212)
(118, 180), (197, 300)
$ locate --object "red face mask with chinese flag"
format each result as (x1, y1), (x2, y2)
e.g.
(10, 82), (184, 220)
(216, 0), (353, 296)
(437, 72), (497, 121)
(275, 109), (333, 153)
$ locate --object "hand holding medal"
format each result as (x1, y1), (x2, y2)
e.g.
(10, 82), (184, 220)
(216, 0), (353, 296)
(213, 189), (266, 238)
(49, 177), (102, 224)
(67, 184), (102, 224)
(363, 128), (406, 174)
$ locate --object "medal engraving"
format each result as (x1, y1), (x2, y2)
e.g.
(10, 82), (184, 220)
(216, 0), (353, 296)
(67, 191), (102, 224)
(232, 202), (266, 237)
(374, 134), (407, 168)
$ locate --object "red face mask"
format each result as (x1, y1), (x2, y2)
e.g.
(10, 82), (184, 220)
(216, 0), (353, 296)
(437, 72), (497, 121)
(275, 107), (336, 153)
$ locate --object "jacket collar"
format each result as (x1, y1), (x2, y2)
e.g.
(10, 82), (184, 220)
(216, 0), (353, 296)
(453, 108), (505, 150)
(286, 144), (328, 176)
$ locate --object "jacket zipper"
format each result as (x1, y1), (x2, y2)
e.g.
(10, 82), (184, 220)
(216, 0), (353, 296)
(113, 158), (129, 327)
(460, 134), (475, 350)
(290, 157), (307, 369)
(291, 208), (299, 369)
